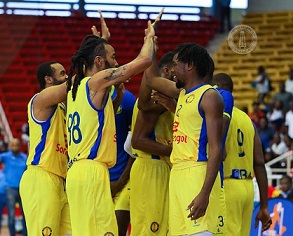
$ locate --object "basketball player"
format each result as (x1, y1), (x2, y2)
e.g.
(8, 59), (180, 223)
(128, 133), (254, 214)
(65, 18), (155, 235)
(144, 42), (224, 235)
(19, 61), (71, 236)
(212, 73), (272, 235)
(150, 53), (234, 236)
(130, 48), (175, 235)
(110, 84), (136, 235)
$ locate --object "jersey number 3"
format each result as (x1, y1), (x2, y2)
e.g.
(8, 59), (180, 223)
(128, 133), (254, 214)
(67, 112), (82, 146)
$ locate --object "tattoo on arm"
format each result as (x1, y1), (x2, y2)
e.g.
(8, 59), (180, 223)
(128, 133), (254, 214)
(104, 66), (127, 81)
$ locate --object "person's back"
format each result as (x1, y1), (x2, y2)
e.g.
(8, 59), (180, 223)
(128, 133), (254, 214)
(67, 77), (116, 166)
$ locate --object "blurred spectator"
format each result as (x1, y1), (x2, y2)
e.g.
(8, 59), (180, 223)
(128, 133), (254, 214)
(285, 101), (293, 139)
(248, 101), (265, 128)
(265, 132), (288, 166)
(273, 81), (293, 112)
(276, 175), (293, 201)
(0, 165), (6, 234)
(253, 66), (271, 103)
(0, 139), (27, 236)
(258, 117), (275, 153)
(21, 123), (29, 154)
(267, 100), (284, 131)
(285, 68), (293, 95)
(0, 125), (7, 153)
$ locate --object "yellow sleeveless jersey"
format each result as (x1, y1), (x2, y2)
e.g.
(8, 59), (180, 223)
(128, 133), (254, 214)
(27, 94), (68, 178)
(67, 77), (116, 168)
(131, 100), (173, 161)
(224, 107), (255, 179)
(170, 84), (213, 164)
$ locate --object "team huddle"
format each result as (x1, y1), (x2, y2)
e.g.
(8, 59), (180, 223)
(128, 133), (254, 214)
(19, 9), (272, 236)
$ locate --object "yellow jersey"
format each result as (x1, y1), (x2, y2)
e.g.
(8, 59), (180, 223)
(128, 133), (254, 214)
(27, 94), (68, 178)
(224, 107), (255, 179)
(170, 84), (213, 164)
(66, 77), (116, 168)
(131, 100), (173, 161)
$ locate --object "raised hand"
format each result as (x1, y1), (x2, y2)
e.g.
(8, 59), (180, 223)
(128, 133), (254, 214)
(91, 25), (100, 37)
(91, 10), (111, 40)
(152, 7), (164, 30)
(99, 10), (111, 40)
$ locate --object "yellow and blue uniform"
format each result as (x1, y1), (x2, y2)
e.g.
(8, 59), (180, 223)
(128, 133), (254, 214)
(20, 94), (71, 236)
(224, 107), (255, 236)
(66, 77), (118, 236)
(130, 99), (173, 236)
(169, 84), (221, 235)
(110, 88), (136, 211)
(214, 87), (234, 236)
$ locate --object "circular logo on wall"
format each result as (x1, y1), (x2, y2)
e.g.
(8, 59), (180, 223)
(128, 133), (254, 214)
(42, 226), (52, 236)
(228, 24), (258, 54)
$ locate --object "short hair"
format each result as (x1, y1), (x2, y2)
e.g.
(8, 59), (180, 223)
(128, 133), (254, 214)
(281, 175), (292, 183)
(212, 73), (234, 93)
(173, 42), (210, 79)
(158, 51), (175, 69)
(36, 61), (57, 90)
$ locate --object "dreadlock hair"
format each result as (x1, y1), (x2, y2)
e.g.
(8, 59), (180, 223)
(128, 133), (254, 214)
(36, 61), (57, 90)
(67, 35), (109, 101)
(173, 42), (210, 79)
(158, 51), (175, 69)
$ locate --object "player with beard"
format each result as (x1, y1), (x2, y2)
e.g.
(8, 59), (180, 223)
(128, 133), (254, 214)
(20, 61), (72, 236)
(65, 18), (156, 235)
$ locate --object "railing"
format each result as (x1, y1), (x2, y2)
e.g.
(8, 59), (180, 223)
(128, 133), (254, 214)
(0, 100), (13, 141)
(265, 150), (293, 186)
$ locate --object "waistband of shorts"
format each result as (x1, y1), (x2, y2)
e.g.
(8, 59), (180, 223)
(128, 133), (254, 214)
(27, 165), (65, 180)
(224, 176), (253, 180)
(135, 157), (168, 163)
(172, 161), (207, 170)
(70, 159), (108, 167)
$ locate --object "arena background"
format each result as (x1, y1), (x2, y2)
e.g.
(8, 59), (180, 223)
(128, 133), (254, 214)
(0, 0), (293, 235)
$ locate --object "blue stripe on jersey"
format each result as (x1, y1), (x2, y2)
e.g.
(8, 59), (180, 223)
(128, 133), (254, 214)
(198, 119), (208, 162)
(30, 96), (57, 165)
(150, 129), (160, 160)
(85, 80), (106, 160)
(88, 109), (104, 160)
(186, 83), (206, 94)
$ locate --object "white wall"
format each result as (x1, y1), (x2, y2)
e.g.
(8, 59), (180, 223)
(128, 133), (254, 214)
(248, 0), (293, 13)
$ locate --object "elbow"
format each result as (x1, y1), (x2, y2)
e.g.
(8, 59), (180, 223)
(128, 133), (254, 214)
(131, 135), (140, 150)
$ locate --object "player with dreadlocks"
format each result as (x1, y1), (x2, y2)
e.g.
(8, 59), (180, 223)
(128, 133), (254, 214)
(65, 18), (155, 235)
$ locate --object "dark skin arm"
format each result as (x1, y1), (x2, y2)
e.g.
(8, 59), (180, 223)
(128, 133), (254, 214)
(33, 82), (67, 121)
(111, 156), (135, 197)
(112, 83), (125, 114)
(187, 89), (224, 220)
(253, 126), (272, 232)
(132, 110), (172, 157)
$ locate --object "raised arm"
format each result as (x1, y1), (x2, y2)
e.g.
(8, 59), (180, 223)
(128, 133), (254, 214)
(132, 110), (172, 157)
(89, 20), (154, 91)
(253, 126), (272, 232)
(91, 10), (111, 40)
(33, 82), (67, 121)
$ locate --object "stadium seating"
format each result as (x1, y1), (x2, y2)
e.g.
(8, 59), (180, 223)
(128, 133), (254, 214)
(0, 14), (219, 138)
(213, 11), (293, 111)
